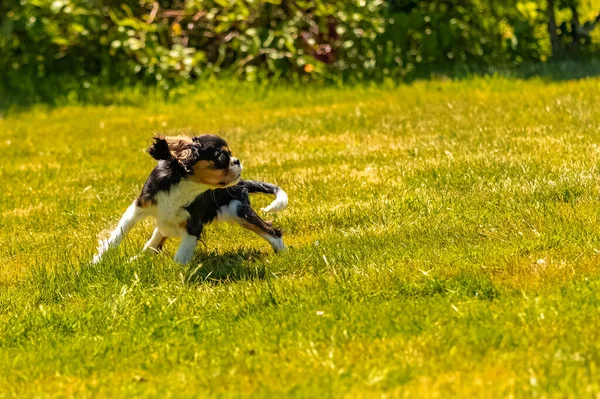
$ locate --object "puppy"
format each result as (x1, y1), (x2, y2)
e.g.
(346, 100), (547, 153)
(93, 134), (288, 264)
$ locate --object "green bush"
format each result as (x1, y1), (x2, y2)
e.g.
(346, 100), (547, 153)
(379, 0), (547, 76)
(0, 0), (598, 102)
(0, 0), (385, 87)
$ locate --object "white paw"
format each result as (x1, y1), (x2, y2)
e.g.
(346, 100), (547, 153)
(268, 237), (286, 253)
(173, 251), (194, 265)
(92, 239), (111, 264)
(275, 244), (287, 253)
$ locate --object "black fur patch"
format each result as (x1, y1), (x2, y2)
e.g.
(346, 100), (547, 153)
(244, 180), (280, 195)
(147, 136), (172, 161)
(136, 160), (186, 206)
(185, 180), (283, 239)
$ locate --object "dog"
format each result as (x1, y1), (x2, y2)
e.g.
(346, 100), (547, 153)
(93, 133), (288, 264)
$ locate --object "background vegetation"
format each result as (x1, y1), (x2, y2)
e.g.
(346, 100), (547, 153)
(2, 0), (600, 104)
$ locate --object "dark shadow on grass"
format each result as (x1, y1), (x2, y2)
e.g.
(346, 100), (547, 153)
(183, 248), (268, 285)
(4, 60), (600, 114)
(437, 59), (600, 82)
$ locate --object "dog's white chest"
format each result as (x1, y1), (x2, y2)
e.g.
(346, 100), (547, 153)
(153, 180), (209, 237)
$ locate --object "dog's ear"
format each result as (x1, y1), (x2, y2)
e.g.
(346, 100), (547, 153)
(167, 136), (196, 170)
(150, 135), (199, 172)
(147, 134), (172, 161)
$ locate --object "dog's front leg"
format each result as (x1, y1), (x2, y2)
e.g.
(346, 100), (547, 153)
(173, 232), (199, 264)
(93, 202), (147, 263)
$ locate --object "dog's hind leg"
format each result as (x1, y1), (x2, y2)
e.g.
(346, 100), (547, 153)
(235, 204), (286, 253)
(142, 227), (167, 254)
(93, 202), (147, 263)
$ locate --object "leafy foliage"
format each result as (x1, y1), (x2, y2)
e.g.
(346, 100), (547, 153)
(379, 0), (546, 76)
(1, 0), (599, 98)
(547, 0), (600, 59)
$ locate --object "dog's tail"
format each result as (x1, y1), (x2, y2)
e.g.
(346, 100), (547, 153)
(243, 180), (288, 213)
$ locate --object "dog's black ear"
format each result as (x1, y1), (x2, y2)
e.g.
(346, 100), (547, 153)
(147, 134), (172, 161)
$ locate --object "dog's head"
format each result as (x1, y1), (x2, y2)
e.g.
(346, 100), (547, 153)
(148, 134), (242, 188)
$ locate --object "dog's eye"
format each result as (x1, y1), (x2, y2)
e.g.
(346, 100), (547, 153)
(218, 153), (228, 163)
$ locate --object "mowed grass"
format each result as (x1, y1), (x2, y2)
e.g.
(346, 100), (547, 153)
(2, 78), (600, 398)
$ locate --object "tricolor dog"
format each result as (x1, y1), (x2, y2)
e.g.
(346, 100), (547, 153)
(93, 133), (288, 264)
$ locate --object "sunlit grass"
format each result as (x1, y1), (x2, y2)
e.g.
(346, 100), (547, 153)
(2, 77), (600, 397)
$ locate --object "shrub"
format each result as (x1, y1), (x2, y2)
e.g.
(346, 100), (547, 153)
(0, 0), (597, 102)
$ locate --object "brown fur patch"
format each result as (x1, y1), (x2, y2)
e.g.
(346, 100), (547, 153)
(239, 220), (265, 235)
(190, 160), (234, 186)
(163, 135), (195, 166)
(137, 199), (155, 208)
(165, 135), (193, 145)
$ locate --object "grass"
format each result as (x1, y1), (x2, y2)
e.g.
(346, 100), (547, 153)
(2, 77), (600, 397)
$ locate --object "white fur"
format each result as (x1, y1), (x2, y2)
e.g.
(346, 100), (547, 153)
(152, 179), (211, 237)
(142, 227), (165, 253)
(93, 180), (211, 264)
(261, 188), (288, 213)
(93, 202), (146, 264)
(262, 235), (286, 252)
(174, 233), (198, 264)
(216, 200), (242, 223)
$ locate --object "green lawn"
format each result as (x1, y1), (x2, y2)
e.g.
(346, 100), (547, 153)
(2, 78), (600, 398)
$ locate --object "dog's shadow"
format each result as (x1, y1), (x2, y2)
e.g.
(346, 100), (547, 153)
(183, 249), (269, 284)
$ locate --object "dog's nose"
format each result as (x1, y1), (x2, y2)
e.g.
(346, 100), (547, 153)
(232, 158), (240, 166)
